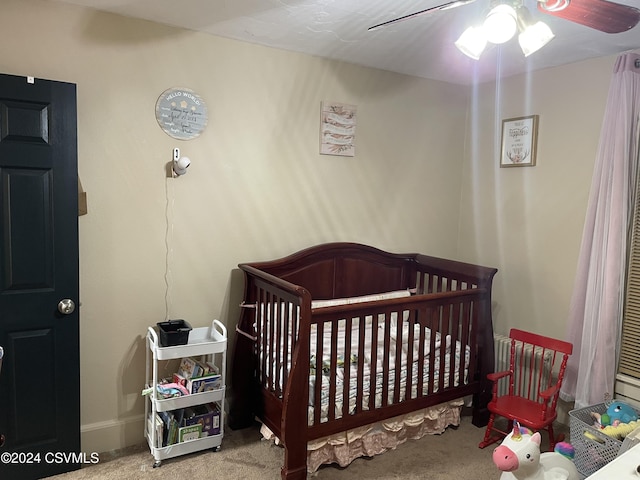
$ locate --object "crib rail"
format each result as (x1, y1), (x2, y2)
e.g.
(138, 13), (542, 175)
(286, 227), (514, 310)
(307, 290), (483, 439)
(248, 275), (485, 441)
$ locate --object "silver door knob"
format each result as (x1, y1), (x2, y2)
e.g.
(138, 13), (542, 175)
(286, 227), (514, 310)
(58, 299), (75, 315)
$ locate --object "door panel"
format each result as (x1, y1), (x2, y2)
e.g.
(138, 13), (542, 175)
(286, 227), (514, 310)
(8, 328), (56, 446)
(0, 74), (80, 479)
(0, 100), (49, 143)
(2, 168), (54, 290)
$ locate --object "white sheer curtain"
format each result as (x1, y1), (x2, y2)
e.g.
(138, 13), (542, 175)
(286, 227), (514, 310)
(560, 53), (640, 409)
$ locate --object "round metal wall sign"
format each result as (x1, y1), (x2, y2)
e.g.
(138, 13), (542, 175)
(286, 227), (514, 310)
(155, 87), (208, 140)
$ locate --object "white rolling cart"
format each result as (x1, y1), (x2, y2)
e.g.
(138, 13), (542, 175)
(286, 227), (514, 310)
(145, 319), (226, 467)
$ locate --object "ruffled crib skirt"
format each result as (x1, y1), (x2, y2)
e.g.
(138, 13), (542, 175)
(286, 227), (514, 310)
(260, 399), (464, 474)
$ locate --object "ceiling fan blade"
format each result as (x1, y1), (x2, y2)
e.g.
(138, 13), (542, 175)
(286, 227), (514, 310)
(368, 0), (477, 31)
(537, 0), (640, 33)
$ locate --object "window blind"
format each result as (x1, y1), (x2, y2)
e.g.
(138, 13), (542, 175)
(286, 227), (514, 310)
(619, 144), (640, 378)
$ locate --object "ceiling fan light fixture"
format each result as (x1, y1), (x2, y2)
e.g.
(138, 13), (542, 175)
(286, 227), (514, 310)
(455, 25), (488, 59)
(518, 21), (554, 56)
(483, 4), (518, 44)
(453, 0), (558, 61)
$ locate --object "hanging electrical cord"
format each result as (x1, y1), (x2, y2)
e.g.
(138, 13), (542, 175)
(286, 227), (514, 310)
(164, 176), (174, 321)
(163, 148), (190, 321)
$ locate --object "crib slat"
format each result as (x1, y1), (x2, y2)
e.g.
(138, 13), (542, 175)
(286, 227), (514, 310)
(449, 302), (460, 388)
(314, 324), (323, 425)
(328, 320), (338, 422)
(275, 299), (283, 396)
(282, 303), (292, 393)
(261, 290), (270, 391)
(342, 317), (353, 420)
(440, 304), (450, 392)
(381, 315), (391, 407)
(369, 314), (379, 411)
(356, 317), (366, 414)
(416, 309), (426, 396)
(405, 308), (416, 400)
(269, 294), (277, 392)
(393, 310), (403, 404)
(427, 307), (440, 394)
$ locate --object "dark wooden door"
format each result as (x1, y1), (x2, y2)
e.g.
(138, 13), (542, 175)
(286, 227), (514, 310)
(0, 74), (80, 479)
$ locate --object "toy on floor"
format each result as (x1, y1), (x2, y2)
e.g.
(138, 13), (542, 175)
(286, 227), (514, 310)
(493, 422), (580, 480)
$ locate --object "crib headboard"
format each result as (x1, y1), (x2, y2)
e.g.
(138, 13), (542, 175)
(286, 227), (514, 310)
(239, 242), (497, 299)
(240, 242), (415, 299)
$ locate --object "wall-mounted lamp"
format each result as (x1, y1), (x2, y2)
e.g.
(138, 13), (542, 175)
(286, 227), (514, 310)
(455, 0), (555, 60)
(169, 147), (191, 177)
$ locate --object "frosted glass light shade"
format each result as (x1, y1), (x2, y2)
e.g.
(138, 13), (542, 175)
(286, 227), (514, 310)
(455, 26), (488, 60)
(518, 21), (555, 56)
(483, 4), (517, 44)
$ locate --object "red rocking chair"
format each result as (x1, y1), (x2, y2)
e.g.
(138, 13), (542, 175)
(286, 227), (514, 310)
(479, 328), (573, 450)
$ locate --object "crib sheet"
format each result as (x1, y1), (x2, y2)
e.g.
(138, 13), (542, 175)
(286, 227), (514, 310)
(308, 315), (469, 424)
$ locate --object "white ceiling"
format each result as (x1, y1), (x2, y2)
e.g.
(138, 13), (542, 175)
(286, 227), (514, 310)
(53, 0), (640, 84)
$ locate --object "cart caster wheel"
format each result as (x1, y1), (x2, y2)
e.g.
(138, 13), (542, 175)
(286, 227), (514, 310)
(213, 446), (221, 452)
(153, 461), (161, 468)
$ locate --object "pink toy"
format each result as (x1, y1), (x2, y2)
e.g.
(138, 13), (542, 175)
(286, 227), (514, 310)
(493, 422), (580, 480)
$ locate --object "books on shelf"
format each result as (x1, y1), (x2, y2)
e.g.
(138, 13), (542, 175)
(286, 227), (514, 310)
(178, 424), (202, 442)
(185, 403), (221, 436)
(177, 357), (198, 379)
(187, 374), (222, 394)
(147, 413), (163, 449)
(170, 356), (222, 394)
(152, 403), (221, 447)
(178, 357), (219, 380)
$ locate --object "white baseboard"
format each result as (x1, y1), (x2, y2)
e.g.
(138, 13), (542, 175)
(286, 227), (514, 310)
(81, 415), (145, 454)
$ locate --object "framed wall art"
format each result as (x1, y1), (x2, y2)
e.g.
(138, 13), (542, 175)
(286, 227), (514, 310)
(320, 101), (356, 157)
(155, 87), (208, 140)
(500, 115), (539, 167)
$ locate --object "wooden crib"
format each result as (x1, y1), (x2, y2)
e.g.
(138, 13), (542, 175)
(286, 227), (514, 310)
(229, 243), (497, 479)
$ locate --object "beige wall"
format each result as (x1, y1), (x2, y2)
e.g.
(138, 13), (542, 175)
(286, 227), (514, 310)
(456, 55), (631, 423)
(1, 0), (470, 452)
(458, 55), (623, 341)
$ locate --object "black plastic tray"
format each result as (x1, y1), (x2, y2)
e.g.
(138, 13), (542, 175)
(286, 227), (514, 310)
(156, 319), (192, 347)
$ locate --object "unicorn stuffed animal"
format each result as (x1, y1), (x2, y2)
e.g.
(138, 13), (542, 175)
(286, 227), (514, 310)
(493, 423), (580, 480)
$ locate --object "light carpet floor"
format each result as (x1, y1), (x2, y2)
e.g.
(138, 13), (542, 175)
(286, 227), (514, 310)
(47, 416), (568, 480)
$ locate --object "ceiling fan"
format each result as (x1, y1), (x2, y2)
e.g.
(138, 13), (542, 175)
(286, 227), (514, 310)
(368, 0), (640, 59)
(368, 0), (640, 34)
